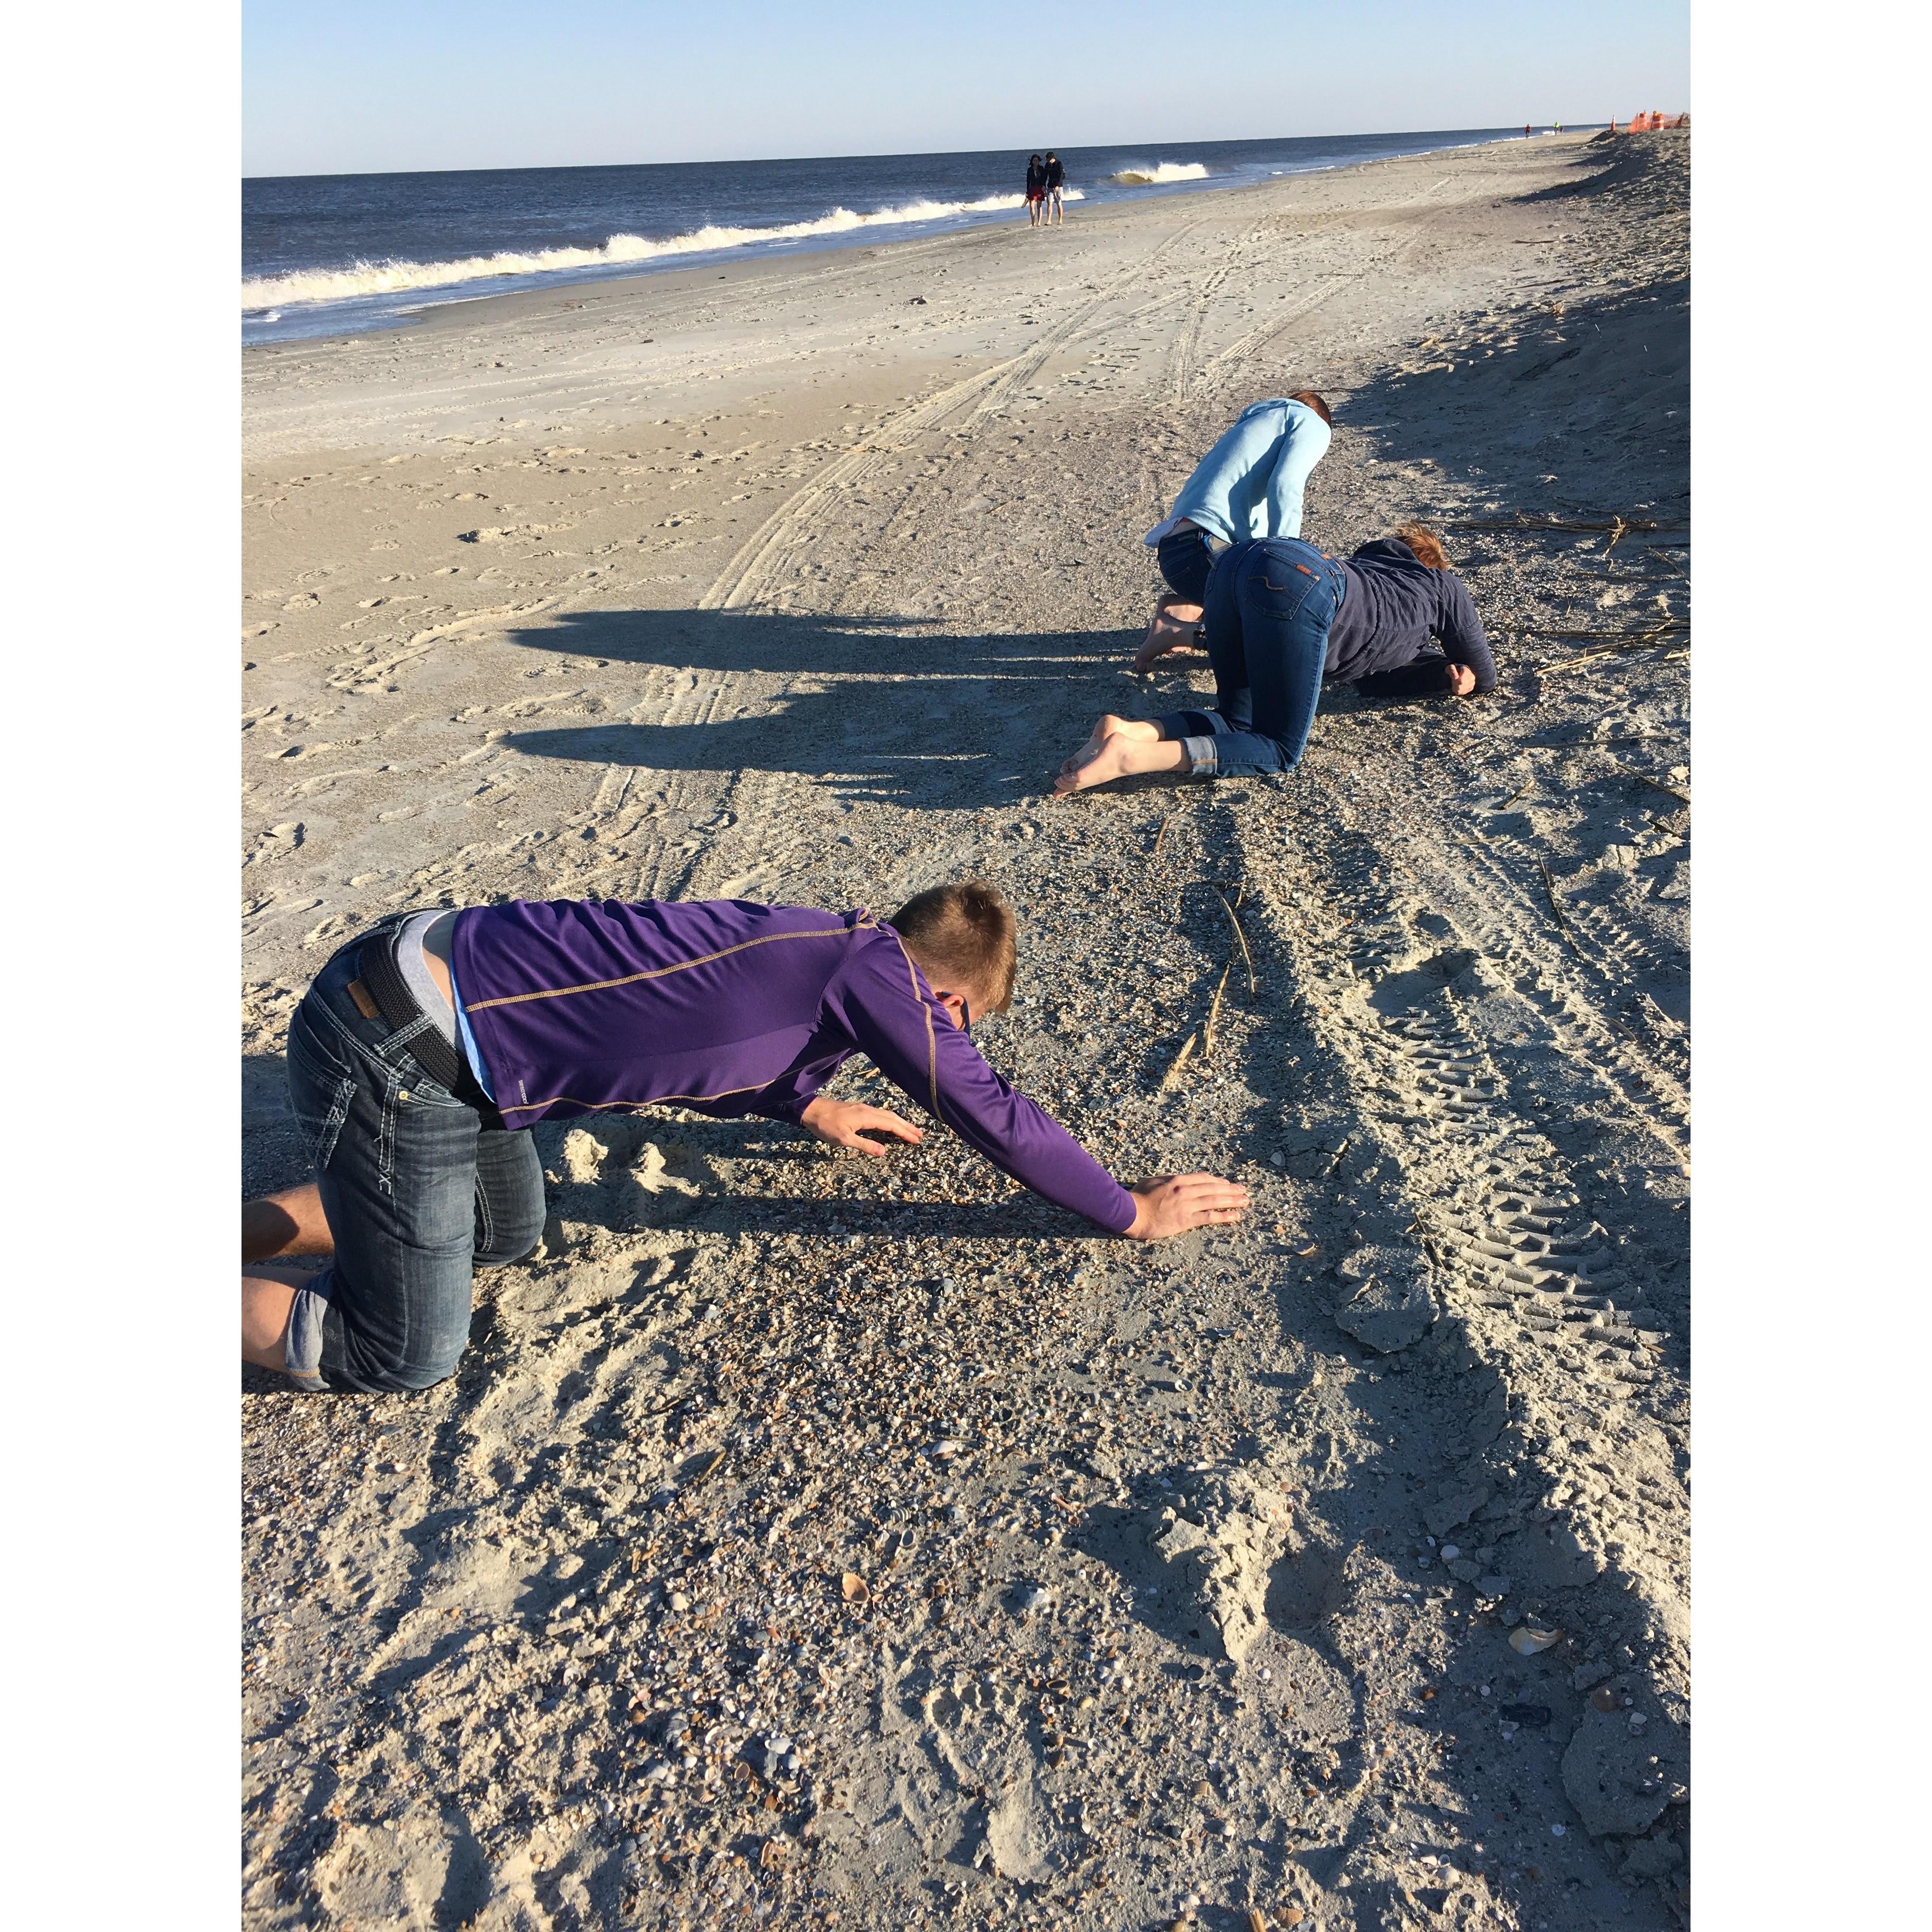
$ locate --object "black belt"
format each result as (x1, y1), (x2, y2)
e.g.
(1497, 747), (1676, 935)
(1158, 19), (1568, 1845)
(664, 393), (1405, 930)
(351, 923), (498, 1117)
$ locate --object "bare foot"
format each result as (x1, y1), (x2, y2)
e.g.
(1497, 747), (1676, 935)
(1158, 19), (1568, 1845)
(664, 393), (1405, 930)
(1134, 604), (1207, 675)
(1053, 733), (1137, 795)
(1055, 713), (1158, 784)
(1051, 718), (1180, 796)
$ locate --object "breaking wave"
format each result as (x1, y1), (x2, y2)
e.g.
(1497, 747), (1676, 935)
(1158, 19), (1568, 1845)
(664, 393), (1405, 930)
(1111, 161), (1210, 185)
(241, 188), (1086, 311)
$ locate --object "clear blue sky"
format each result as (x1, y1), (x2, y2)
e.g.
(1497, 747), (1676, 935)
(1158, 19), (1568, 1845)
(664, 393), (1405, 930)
(244, 0), (1689, 178)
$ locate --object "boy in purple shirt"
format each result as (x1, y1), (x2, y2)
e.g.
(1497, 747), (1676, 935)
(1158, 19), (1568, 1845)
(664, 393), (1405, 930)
(243, 881), (1249, 1392)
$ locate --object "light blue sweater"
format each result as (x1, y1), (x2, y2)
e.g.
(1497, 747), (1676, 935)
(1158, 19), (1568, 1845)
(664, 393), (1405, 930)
(1144, 396), (1332, 548)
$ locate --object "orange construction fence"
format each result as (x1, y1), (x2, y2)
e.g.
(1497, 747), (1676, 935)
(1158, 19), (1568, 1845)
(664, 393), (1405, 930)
(1620, 112), (1690, 132)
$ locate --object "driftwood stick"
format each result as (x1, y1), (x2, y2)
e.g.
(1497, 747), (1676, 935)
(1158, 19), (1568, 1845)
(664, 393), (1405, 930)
(1201, 962), (1233, 1056)
(1538, 862), (1577, 945)
(1609, 759), (1691, 806)
(1537, 633), (1689, 675)
(1532, 617), (1688, 643)
(1159, 1028), (1200, 1094)
(1216, 890), (1258, 997)
(1524, 732), (1677, 750)
(1441, 512), (1689, 536)
(1540, 644), (1690, 676)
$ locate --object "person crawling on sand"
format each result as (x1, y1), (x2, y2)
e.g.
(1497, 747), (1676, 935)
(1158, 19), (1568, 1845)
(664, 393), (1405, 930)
(242, 882), (1250, 1393)
(1138, 391), (1334, 662)
(1055, 524), (1495, 794)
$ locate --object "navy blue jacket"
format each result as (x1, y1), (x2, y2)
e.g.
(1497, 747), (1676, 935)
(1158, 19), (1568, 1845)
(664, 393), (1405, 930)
(1326, 539), (1497, 696)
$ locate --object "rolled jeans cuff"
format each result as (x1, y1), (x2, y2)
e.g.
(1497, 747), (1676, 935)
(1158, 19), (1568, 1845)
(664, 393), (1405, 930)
(283, 1269), (335, 1392)
(1155, 708), (1224, 780)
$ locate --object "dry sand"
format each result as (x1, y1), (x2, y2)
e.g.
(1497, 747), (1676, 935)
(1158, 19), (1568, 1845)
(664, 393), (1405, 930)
(242, 130), (1690, 1931)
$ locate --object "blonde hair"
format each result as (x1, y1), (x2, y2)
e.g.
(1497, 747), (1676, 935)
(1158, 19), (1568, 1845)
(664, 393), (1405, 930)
(888, 880), (1018, 1013)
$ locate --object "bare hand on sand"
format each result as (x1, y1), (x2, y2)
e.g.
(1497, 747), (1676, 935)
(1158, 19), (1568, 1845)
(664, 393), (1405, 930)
(806, 1093), (1247, 1241)
(799, 1095), (922, 1155)
(1124, 1171), (1250, 1239)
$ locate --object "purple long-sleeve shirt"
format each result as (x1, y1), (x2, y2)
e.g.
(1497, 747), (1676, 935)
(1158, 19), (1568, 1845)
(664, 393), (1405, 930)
(451, 897), (1138, 1235)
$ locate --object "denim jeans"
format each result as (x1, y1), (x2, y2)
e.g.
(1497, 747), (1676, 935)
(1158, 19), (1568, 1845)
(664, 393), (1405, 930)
(1156, 526), (1222, 607)
(1155, 537), (1347, 779)
(282, 921), (547, 1394)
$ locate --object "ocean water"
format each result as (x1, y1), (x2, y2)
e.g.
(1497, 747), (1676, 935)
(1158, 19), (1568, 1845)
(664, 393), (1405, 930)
(243, 129), (1546, 345)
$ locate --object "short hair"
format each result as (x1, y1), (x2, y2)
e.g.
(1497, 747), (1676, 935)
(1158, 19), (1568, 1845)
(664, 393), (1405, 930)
(1392, 521), (1450, 569)
(888, 880), (1018, 1014)
(1289, 389), (1334, 427)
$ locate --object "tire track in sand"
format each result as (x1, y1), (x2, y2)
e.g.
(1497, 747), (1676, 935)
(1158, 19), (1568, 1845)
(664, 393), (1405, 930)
(699, 225), (1205, 615)
(1221, 785), (1690, 1740)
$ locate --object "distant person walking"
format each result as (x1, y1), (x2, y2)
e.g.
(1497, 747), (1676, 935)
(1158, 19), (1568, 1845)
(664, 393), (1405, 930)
(1044, 151), (1066, 225)
(1025, 154), (1046, 227)
(1524, 123), (1532, 138)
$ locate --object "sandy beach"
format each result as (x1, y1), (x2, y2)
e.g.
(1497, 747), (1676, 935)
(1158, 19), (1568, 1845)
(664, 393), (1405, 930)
(243, 129), (1690, 1930)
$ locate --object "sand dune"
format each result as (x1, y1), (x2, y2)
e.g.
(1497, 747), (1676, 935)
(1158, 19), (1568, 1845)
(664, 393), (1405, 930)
(243, 130), (1690, 1931)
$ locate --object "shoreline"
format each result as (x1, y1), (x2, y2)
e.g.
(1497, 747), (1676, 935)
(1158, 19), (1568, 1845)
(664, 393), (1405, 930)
(242, 126), (1690, 1932)
(242, 127), (1580, 352)
(242, 132), (1611, 464)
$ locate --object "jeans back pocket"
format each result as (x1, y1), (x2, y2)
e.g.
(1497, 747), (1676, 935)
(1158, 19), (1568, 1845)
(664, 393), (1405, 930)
(286, 1010), (357, 1177)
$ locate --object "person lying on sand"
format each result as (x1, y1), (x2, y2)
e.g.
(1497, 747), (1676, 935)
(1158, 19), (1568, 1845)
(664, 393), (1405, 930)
(1139, 391), (1334, 661)
(1055, 524), (1495, 794)
(242, 881), (1249, 1393)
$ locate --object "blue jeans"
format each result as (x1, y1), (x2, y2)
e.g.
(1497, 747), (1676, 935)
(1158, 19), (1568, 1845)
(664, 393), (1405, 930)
(282, 922), (546, 1394)
(1156, 526), (1221, 606)
(1155, 537), (1347, 779)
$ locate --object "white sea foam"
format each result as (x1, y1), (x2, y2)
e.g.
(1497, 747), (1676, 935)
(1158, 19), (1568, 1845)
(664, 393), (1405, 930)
(1111, 161), (1210, 185)
(241, 188), (1085, 311)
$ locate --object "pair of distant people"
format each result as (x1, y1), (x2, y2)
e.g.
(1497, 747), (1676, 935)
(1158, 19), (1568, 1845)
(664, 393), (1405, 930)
(1054, 390), (1495, 794)
(1025, 152), (1065, 226)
